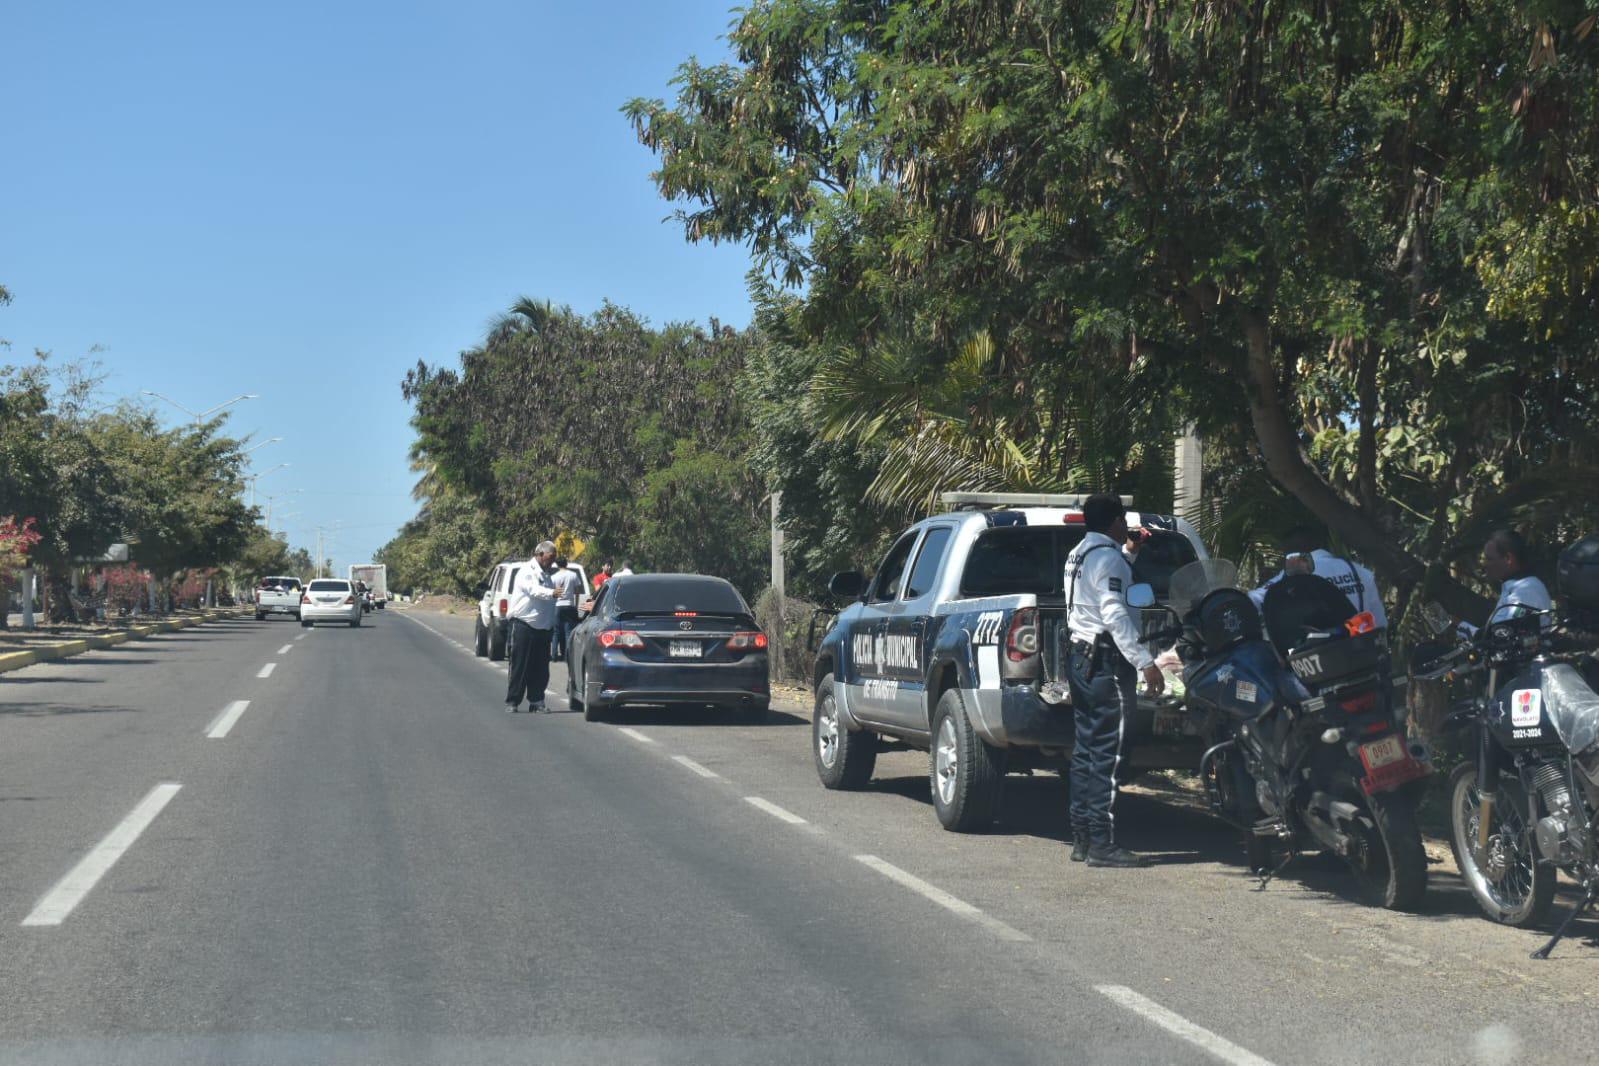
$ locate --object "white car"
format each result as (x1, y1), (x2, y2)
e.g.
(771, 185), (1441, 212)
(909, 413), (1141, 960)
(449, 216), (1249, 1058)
(300, 579), (362, 628)
(475, 557), (593, 660)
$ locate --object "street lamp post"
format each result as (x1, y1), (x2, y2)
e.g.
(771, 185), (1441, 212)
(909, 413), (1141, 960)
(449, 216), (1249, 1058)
(141, 391), (258, 428)
(244, 464), (290, 509)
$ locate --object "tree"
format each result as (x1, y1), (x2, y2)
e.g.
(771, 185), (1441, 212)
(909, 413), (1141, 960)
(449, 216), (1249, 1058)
(628, 0), (1599, 626)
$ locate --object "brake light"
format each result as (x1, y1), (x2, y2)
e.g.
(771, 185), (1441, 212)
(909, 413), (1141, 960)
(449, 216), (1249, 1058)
(1339, 691), (1379, 716)
(674, 611), (698, 617)
(301, 594), (310, 605)
(343, 596), (355, 605)
(1006, 607), (1039, 662)
(498, 598), (508, 618)
(1345, 612), (1377, 636)
(1063, 513), (1085, 524)
(599, 629), (645, 649)
(728, 631), (768, 651)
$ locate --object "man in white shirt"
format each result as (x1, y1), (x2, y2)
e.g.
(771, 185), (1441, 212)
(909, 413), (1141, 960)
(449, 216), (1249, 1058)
(616, 562), (635, 577)
(1062, 494), (1164, 869)
(550, 555), (581, 661)
(1249, 526), (1387, 628)
(1459, 528), (1552, 636)
(505, 541), (559, 713)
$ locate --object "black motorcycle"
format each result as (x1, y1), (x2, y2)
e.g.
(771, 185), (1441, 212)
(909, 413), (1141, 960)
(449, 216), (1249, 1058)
(1415, 609), (1599, 957)
(1160, 560), (1430, 910)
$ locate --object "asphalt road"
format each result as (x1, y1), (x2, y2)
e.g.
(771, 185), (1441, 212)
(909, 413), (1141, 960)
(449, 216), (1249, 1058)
(0, 607), (1594, 1065)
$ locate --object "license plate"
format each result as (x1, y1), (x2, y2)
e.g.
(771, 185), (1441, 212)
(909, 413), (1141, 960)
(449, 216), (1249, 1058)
(1359, 735), (1405, 771)
(669, 641), (702, 658)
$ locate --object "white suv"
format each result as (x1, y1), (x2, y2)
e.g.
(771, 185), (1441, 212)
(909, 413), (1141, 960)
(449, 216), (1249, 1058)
(475, 558), (523, 661)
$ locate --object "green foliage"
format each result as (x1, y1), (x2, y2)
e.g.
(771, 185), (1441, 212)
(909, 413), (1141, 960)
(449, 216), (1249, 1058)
(391, 298), (770, 598)
(631, 0), (1599, 623)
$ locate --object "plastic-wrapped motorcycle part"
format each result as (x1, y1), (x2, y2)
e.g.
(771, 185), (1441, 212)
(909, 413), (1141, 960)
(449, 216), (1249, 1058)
(1540, 663), (1599, 756)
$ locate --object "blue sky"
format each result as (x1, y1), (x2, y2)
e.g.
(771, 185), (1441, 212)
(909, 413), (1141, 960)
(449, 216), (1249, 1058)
(2, 0), (756, 573)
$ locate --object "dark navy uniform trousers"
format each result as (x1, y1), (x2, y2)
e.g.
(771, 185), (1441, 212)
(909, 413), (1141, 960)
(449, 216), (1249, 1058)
(1066, 643), (1137, 845)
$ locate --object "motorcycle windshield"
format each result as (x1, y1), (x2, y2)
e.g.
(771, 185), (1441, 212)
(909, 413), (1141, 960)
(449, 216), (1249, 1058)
(1168, 559), (1241, 619)
(1541, 664), (1599, 756)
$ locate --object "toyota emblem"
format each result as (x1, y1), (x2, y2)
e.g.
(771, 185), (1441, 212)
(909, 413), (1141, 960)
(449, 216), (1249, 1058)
(678, 620), (693, 630)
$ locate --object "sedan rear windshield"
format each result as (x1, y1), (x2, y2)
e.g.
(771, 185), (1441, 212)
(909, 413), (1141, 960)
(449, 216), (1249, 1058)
(613, 576), (748, 616)
(959, 527), (1197, 599)
(308, 580), (350, 592)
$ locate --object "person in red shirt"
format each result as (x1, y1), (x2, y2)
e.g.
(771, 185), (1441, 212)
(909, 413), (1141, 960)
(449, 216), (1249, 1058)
(592, 562), (614, 590)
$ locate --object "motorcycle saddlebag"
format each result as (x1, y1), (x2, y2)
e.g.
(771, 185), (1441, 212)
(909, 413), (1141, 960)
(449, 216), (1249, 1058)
(1286, 630), (1381, 687)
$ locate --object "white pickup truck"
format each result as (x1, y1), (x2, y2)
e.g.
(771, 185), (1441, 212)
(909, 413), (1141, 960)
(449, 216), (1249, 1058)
(254, 576), (304, 621)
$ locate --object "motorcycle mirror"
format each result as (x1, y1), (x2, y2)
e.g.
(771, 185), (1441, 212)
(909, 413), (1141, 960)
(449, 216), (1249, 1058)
(1125, 583), (1156, 609)
(1418, 601), (1454, 636)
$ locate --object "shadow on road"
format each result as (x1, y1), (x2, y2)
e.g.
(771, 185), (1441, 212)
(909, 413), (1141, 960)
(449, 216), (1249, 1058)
(0, 703), (139, 717)
(597, 705), (807, 728)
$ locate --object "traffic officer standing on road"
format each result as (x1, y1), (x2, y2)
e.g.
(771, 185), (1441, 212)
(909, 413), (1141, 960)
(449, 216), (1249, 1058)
(505, 541), (558, 714)
(1063, 494), (1164, 868)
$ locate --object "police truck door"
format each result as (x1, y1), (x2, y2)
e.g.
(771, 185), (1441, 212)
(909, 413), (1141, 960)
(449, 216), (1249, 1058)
(874, 525), (955, 733)
(848, 531), (920, 725)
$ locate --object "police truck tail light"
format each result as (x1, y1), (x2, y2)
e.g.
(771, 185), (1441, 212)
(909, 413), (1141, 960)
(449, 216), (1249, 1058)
(1006, 607), (1039, 662)
(498, 598), (508, 618)
(599, 629), (645, 649)
(728, 631), (768, 651)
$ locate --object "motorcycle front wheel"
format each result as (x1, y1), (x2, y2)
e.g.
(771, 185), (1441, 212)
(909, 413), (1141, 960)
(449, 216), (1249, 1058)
(1341, 784), (1428, 911)
(1448, 762), (1555, 927)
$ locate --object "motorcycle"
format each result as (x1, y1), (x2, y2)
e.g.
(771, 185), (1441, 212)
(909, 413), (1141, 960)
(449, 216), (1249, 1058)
(1155, 560), (1430, 910)
(1415, 609), (1599, 957)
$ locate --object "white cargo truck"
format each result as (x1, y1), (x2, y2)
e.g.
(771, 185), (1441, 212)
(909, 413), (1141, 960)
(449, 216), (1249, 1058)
(348, 564), (388, 609)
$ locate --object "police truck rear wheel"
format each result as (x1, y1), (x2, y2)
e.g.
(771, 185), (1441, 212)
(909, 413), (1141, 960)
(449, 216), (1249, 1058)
(473, 618), (488, 657)
(930, 687), (1005, 832)
(488, 624), (506, 662)
(814, 674), (875, 789)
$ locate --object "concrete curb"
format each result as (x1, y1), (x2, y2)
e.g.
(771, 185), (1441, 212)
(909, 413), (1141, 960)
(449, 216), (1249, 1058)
(0, 610), (248, 676)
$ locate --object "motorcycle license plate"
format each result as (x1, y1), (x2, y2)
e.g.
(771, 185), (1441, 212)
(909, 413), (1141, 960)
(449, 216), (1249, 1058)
(1359, 735), (1405, 771)
(1359, 735), (1428, 794)
(669, 641), (702, 658)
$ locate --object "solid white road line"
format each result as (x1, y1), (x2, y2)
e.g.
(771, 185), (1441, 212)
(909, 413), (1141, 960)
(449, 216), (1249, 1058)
(277, 643), (292, 655)
(853, 854), (1031, 943)
(744, 796), (807, 825)
(205, 700), (251, 739)
(672, 755), (720, 779)
(23, 783), (183, 927)
(256, 663), (276, 679)
(616, 727), (655, 745)
(1095, 986), (1276, 1066)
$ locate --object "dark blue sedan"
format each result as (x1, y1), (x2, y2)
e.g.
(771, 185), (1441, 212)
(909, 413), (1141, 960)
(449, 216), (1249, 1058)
(565, 574), (770, 722)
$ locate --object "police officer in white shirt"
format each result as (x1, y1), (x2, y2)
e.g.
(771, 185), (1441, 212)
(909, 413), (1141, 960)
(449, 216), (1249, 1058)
(1248, 525), (1387, 629)
(1062, 494), (1164, 868)
(1459, 528), (1552, 636)
(505, 541), (559, 713)
(550, 555), (581, 661)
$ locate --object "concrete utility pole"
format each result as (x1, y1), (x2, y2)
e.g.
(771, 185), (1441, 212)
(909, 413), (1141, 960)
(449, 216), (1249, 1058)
(770, 491), (785, 680)
(1173, 424), (1203, 522)
(19, 568), (36, 629)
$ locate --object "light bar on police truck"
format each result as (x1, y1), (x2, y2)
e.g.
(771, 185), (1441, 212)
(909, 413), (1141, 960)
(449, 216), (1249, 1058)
(939, 492), (1136, 510)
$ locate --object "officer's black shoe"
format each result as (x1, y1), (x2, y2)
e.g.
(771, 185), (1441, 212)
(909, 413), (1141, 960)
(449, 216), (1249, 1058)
(1070, 838), (1089, 863)
(1085, 844), (1150, 868)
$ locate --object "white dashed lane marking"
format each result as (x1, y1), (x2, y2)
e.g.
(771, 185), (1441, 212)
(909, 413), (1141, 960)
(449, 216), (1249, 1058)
(256, 663), (276, 679)
(22, 784), (183, 927)
(277, 644), (292, 655)
(744, 796), (807, 825)
(1095, 985), (1277, 1066)
(205, 700), (250, 739)
(616, 727), (655, 745)
(853, 854), (1031, 943)
(672, 755), (720, 779)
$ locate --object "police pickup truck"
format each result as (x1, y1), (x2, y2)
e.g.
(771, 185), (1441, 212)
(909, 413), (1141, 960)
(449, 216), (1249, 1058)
(812, 493), (1208, 831)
